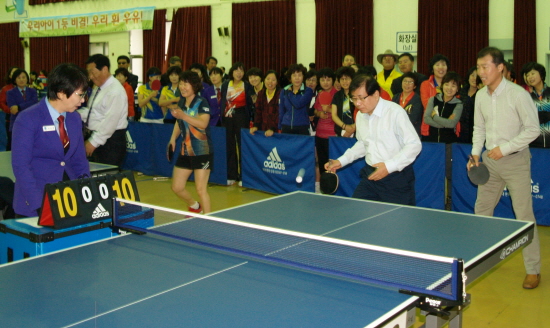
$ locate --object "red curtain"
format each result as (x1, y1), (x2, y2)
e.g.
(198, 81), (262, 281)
(514, 0), (536, 85)
(417, 0), (488, 78)
(0, 23), (24, 87)
(232, 0), (296, 73)
(166, 6), (211, 71)
(143, 9), (167, 74)
(315, 0), (373, 70)
(30, 35), (89, 74)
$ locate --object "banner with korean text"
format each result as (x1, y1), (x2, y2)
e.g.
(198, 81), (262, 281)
(19, 7), (154, 38)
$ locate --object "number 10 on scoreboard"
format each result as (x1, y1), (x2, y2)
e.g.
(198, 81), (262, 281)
(38, 171), (139, 229)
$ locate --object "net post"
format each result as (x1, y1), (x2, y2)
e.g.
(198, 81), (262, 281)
(452, 258), (465, 303)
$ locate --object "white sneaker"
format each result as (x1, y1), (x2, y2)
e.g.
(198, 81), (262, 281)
(238, 181), (243, 187)
(227, 180), (236, 186)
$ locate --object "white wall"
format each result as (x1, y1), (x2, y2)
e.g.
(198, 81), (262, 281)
(90, 32), (130, 74)
(372, 0), (417, 73)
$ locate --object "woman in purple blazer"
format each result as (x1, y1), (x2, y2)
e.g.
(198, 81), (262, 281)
(11, 64), (90, 217)
(7, 69), (38, 131)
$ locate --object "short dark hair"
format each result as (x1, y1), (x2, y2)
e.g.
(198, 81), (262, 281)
(401, 71), (418, 87)
(342, 54), (356, 63)
(117, 55), (131, 64)
(86, 54), (110, 70)
(169, 56), (182, 65)
(179, 71), (203, 94)
(477, 47), (504, 66)
(246, 67), (264, 81)
(146, 67), (161, 78)
(10, 69), (29, 85)
(167, 65), (183, 77)
(520, 62), (536, 77)
(5, 66), (19, 84)
(441, 71), (462, 97)
(462, 66), (477, 91)
(305, 69), (317, 80)
(264, 70), (278, 81)
(114, 67), (129, 78)
(398, 53), (415, 62)
(29, 71), (38, 77)
(530, 63), (546, 82)
(357, 65), (376, 77)
(309, 63), (316, 70)
(206, 56), (218, 65)
(47, 63), (88, 101)
(317, 67), (335, 81)
(229, 62), (246, 81)
(504, 61), (516, 80)
(428, 54), (449, 74)
(209, 67), (223, 76)
(286, 63), (307, 80)
(349, 74), (380, 96)
(189, 63), (211, 85)
(335, 66), (356, 81)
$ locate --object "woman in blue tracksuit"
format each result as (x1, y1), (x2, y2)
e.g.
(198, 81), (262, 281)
(279, 63), (314, 135)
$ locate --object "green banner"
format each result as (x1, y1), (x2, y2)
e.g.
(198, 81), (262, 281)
(20, 7), (155, 38)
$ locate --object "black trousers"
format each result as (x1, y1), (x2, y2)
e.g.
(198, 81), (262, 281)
(89, 129), (127, 168)
(315, 136), (329, 173)
(222, 109), (249, 180)
(0, 177), (15, 219)
(352, 164), (416, 206)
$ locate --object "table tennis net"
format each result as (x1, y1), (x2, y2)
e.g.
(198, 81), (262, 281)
(113, 199), (464, 302)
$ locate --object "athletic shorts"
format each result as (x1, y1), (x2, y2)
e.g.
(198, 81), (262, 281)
(175, 154), (213, 170)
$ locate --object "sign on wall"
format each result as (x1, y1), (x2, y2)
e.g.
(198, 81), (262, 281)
(19, 7), (154, 38)
(396, 32), (418, 53)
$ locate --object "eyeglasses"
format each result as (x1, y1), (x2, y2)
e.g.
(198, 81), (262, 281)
(403, 80), (415, 84)
(350, 95), (369, 104)
(117, 62), (127, 65)
(74, 92), (86, 99)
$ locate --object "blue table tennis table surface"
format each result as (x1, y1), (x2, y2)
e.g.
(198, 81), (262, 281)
(0, 192), (533, 328)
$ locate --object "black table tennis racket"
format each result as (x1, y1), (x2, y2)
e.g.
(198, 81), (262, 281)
(468, 155), (490, 185)
(167, 143), (174, 162)
(320, 171), (339, 194)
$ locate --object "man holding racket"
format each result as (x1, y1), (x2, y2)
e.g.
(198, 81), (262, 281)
(81, 54), (128, 168)
(469, 47), (541, 289)
(325, 74), (421, 205)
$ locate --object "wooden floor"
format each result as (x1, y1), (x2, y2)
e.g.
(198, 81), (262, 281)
(135, 174), (550, 328)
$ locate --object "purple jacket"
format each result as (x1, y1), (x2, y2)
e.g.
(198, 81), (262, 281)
(7, 86), (38, 131)
(12, 98), (90, 217)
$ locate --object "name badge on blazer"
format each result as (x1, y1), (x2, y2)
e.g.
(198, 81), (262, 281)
(210, 95), (217, 99)
(43, 125), (56, 132)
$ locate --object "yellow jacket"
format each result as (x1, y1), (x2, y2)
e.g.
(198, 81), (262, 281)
(376, 69), (402, 98)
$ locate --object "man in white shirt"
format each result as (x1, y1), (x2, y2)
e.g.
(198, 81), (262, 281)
(326, 75), (421, 205)
(469, 47), (541, 289)
(80, 54), (128, 167)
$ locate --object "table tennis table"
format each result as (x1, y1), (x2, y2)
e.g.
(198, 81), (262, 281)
(0, 192), (533, 328)
(0, 150), (118, 181)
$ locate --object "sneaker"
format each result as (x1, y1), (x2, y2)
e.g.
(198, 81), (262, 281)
(238, 181), (243, 187)
(188, 203), (203, 214)
(227, 180), (236, 186)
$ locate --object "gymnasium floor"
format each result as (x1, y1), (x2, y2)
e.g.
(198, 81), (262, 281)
(136, 174), (550, 328)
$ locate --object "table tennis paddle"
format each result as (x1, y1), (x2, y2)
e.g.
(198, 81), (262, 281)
(468, 155), (490, 185)
(151, 80), (162, 91)
(318, 91), (333, 106)
(320, 171), (339, 194)
(167, 143), (174, 162)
